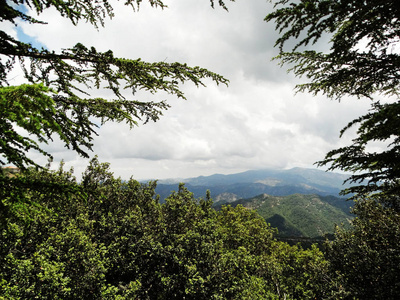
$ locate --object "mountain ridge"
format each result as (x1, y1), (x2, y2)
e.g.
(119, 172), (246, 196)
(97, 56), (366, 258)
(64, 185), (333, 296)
(152, 167), (353, 202)
(150, 167), (355, 239)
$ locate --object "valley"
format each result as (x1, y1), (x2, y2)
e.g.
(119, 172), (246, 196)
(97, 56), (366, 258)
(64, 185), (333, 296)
(152, 167), (355, 238)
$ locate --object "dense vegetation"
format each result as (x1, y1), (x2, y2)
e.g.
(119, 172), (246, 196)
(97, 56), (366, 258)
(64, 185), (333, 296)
(0, 160), (342, 299)
(223, 193), (352, 238)
(1, 0), (400, 299)
(266, 0), (400, 298)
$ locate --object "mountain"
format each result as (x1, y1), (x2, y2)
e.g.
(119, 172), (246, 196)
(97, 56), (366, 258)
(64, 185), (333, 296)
(150, 167), (355, 239)
(179, 168), (349, 188)
(153, 167), (353, 202)
(217, 193), (353, 238)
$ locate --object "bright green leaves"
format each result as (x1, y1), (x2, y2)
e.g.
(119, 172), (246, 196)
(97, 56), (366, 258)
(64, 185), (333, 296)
(0, 84), (62, 168)
(0, 159), (338, 299)
(0, 84), (98, 169)
(216, 204), (275, 254)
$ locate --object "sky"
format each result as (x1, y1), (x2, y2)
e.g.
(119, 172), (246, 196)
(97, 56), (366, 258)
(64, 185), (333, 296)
(3, 0), (374, 180)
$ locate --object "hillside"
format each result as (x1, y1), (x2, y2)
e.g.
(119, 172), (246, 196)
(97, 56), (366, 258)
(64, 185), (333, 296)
(217, 193), (353, 238)
(154, 167), (353, 202)
(151, 168), (355, 239)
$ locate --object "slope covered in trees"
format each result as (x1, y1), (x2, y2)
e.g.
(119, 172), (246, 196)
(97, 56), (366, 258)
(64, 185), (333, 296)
(0, 160), (343, 299)
(221, 193), (352, 238)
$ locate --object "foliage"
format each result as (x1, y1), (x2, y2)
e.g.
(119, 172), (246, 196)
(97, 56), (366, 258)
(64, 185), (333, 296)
(265, 0), (400, 198)
(217, 193), (352, 238)
(0, 159), (342, 299)
(319, 101), (400, 199)
(267, 3), (400, 298)
(265, 0), (400, 99)
(0, 0), (230, 169)
(326, 198), (400, 299)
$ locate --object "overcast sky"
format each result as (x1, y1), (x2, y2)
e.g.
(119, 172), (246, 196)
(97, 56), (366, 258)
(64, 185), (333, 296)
(5, 0), (374, 180)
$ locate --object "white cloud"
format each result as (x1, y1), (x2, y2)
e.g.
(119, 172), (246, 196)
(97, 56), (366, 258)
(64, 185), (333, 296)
(4, 0), (376, 180)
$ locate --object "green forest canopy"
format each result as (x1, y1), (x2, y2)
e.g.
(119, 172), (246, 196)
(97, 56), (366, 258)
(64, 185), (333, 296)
(2, 0), (400, 299)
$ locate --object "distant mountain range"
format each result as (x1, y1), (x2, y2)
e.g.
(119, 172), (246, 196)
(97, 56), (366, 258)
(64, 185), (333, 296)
(150, 167), (355, 238)
(153, 167), (353, 202)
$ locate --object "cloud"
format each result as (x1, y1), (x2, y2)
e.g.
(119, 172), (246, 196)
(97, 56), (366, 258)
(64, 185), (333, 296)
(4, 0), (375, 180)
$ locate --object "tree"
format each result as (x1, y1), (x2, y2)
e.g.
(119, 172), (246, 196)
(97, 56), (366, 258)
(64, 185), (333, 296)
(320, 101), (400, 201)
(265, 0), (400, 198)
(266, 1), (400, 298)
(0, 159), (342, 299)
(0, 0), (232, 170)
(326, 198), (400, 299)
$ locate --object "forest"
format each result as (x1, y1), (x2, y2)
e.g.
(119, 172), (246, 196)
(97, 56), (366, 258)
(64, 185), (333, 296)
(1, 0), (400, 299)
